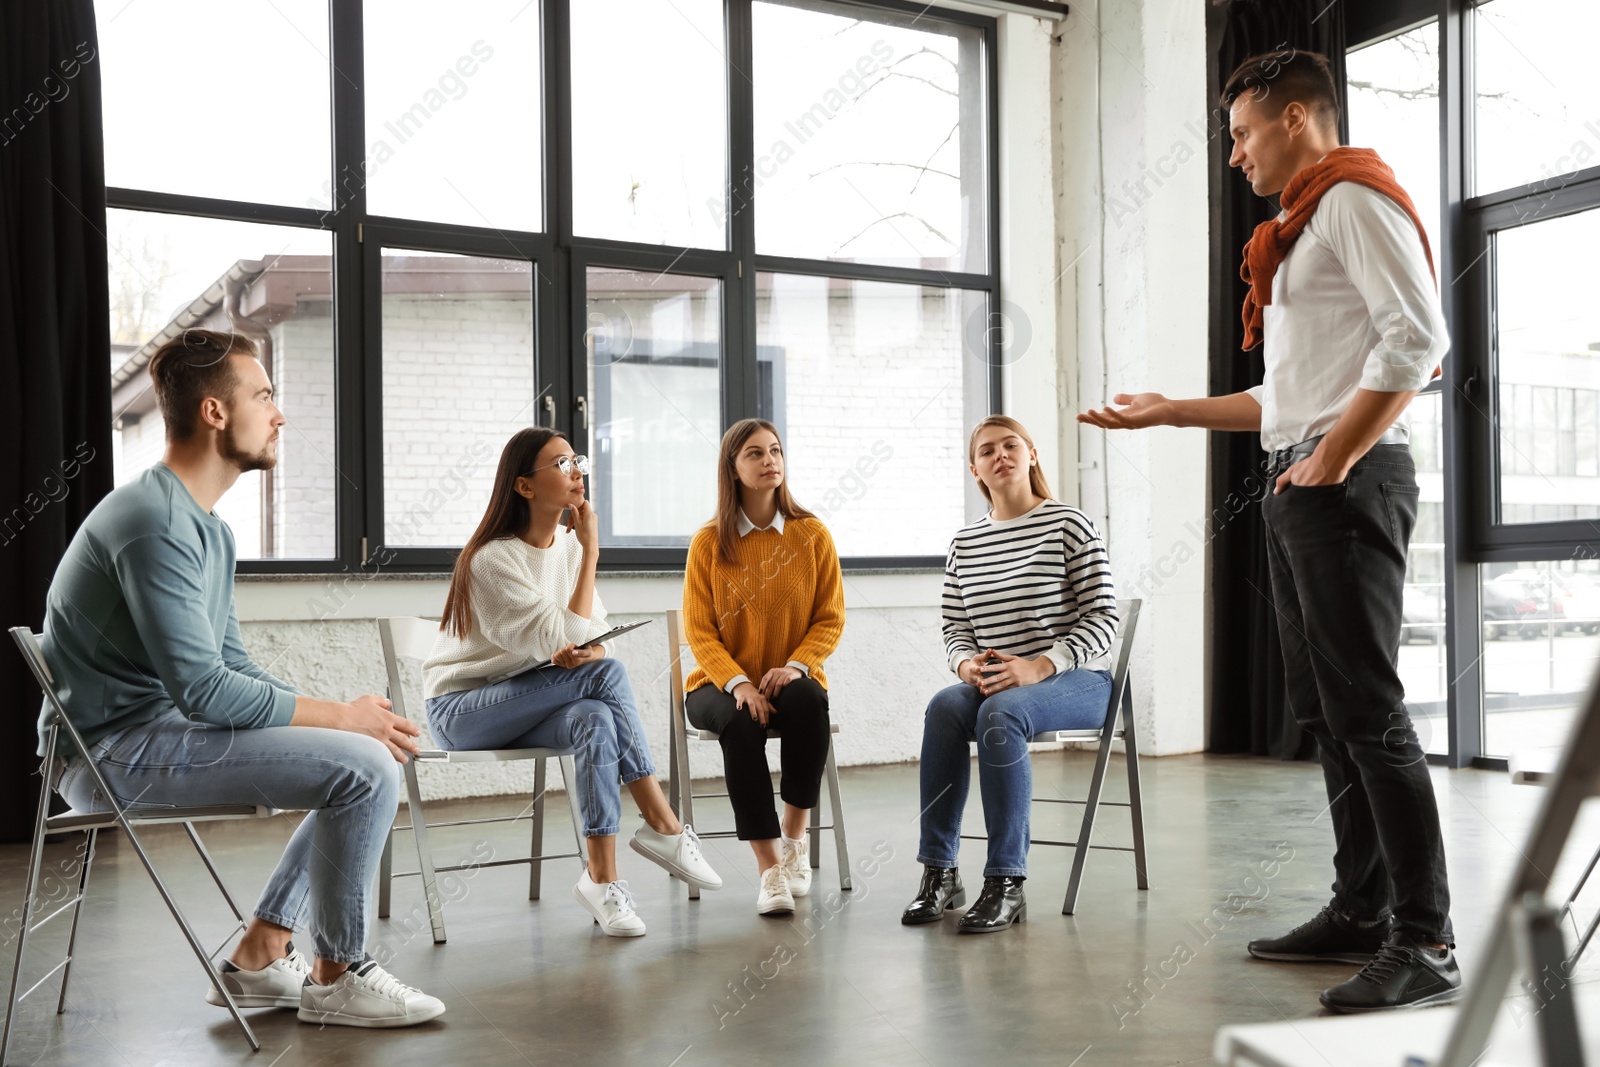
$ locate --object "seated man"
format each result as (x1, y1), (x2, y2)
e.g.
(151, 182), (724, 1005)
(40, 328), (444, 1028)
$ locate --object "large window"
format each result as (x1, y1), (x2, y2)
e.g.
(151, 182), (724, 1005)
(98, 0), (1001, 570)
(1340, 0), (1600, 766)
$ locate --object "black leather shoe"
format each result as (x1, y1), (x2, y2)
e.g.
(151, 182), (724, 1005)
(1248, 904), (1392, 964)
(1318, 933), (1462, 1013)
(901, 866), (966, 925)
(956, 876), (1026, 934)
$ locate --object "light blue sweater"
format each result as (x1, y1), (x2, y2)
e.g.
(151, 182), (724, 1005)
(38, 464), (296, 758)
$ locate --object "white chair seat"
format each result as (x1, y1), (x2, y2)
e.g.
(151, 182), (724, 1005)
(47, 805), (277, 833)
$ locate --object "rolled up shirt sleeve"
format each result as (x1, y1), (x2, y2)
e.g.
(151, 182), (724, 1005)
(1319, 183), (1449, 394)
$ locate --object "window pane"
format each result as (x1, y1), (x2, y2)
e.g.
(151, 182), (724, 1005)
(1474, 0), (1600, 196)
(98, 0), (330, 207)
(1482, 560), (1600, 757)
(1493, 210), (1600, 522)
(584, 269), (722, 546)
(363, 1), (541, 230)
(1398, 392), (1448, 756)
(381, 251), (537, 547)
(756, 273), (988, 557)
(108, 210), (335, 559)
(1346, 22), (1441, 257)
(571, 1), (727, 249)
(752, 2), (988, 272)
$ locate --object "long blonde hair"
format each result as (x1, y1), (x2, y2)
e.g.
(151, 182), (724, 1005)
(709, 419), (816, 563)
(967, 415), (1052, 504)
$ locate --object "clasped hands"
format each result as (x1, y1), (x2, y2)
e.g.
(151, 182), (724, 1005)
(733, 665), (803, 725)
(958, 649), (1054, 695)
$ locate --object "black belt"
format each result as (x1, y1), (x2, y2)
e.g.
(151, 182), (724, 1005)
(1268, 427), (1408, 473)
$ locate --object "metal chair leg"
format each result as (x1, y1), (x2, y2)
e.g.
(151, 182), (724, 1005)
(1122, 689), (1149, 891)
(181, 821), (248, 961)
(377, 829), (393, 919)
(824, 740), (852, 891)
(670, 706), (700, 902)
(1063, 704), (1120, 916)
(402, 758), (446, 944)
(55, 829), (97, 1014)
(111, 814), (261, 1050)
(2, 746), (59, 1065)
(559, 756), (586, 876)
(809, 800), (821, 870)
(530, 758), (548, 901)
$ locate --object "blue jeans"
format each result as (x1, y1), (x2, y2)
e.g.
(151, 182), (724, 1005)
(917, 668), (1113, 878)
(56, 708), (400, 964)
(425, 657), (656, 838)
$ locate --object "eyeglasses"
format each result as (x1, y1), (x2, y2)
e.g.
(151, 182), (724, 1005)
(529, 454), (591, 478)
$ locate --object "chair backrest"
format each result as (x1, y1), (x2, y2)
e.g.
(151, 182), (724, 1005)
(1105, 598), (1141, 729)
(9, 627), (95, 762)
(377, 616), (443, 730)
(665, 610), (692, 727)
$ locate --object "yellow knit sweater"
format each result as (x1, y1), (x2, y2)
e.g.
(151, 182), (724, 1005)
(682, 517), (845, 693)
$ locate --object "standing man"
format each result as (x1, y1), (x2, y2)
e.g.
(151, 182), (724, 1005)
(1078, 50), (1458, 1012)
(41, 329), (446, 1027)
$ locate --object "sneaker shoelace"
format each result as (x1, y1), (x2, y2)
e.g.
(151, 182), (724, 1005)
(1353, 941), (1415, 986)
(679, 824), (704, 862)
(604, 879), (638, 917)
(349, 960), (423, 1000)
(762, 866), (787, 894)
(282, 945), (311, 978)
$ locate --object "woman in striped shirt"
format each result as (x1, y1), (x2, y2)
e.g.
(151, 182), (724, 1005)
(902, 415), (1120, 933)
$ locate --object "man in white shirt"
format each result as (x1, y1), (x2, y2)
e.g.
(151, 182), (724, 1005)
(1078, 49), (1459, 1013)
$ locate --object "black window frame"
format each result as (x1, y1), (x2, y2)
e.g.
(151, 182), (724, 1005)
(103, 0), (1004, 576)
(1343, 0), (1600, 767)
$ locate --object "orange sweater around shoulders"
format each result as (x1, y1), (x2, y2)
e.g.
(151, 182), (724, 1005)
(682, 516), (845, 693)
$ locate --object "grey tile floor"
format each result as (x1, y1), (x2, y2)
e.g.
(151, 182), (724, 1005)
(0, 752), (1585, 1066)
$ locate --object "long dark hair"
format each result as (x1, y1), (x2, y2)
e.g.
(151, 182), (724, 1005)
(442, 427), (567, 637)
(710, 418), (816, 563)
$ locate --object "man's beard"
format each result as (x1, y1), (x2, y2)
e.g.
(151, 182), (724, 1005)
(221, 424), (277, 473)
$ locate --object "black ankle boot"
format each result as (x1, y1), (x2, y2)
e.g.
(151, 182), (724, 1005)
(957, 876), (1026, 933)
(901, 866), (965, 925)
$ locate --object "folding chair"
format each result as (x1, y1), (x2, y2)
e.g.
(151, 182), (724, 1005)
(662, 609), (851, 901)
(375, 617), (585, 944)
(958, 598), (1146, 915)
(5, 627), (277, 1063)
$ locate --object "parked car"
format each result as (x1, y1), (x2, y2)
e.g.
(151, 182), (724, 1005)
(1402, 585), (1444, 644)
(1560, 573), (1600, 635)
(1482, 575), (1551, 640)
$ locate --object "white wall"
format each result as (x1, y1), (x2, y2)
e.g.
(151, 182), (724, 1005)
(1054, 0), (1210, 755)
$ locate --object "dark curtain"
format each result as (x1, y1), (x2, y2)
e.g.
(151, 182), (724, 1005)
(1206, 0), (1348, 758)
(0, 2), (111, 841)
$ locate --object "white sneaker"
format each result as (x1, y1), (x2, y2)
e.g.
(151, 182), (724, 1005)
(298, 960), (446, 1028)
(206, 942), (312, 1009)
(757, 864), (794, 916)
(631, 822), (723, 890)
(573, 870), (647, 937)
(780, 836), (812, 898)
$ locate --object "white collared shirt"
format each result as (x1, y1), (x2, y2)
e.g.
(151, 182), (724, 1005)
(736, 509), (785, 536)
(724, 509), (807, 693)
(1245, 182), (1449, 452)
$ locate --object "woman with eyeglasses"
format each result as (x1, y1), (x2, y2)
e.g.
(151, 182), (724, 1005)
(424, 428), (721, 937)
(901, 415), (1119, 934)
(682, 418), (845, 917)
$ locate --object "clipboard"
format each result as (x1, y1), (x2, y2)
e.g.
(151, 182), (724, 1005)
(489, 618), (655, 682)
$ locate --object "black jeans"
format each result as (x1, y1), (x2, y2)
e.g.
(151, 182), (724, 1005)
(1262, 443), (1453, 944)
(685, 677), (831, 841)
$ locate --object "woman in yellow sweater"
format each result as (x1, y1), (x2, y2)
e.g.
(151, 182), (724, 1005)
(683, 418), (845, 916)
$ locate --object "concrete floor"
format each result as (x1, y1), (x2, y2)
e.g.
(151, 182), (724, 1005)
(0, 751), (1588, 1067)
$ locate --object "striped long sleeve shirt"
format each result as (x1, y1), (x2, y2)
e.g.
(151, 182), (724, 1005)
(941, 499), (1119, 676)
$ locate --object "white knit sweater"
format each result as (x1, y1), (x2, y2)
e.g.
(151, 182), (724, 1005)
(423, 533), (610, 698)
